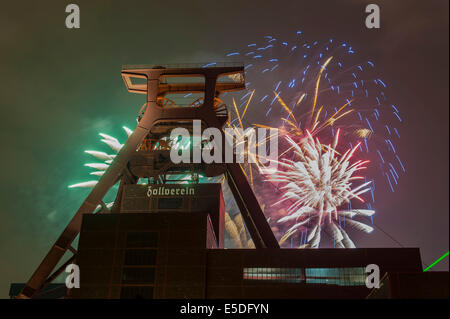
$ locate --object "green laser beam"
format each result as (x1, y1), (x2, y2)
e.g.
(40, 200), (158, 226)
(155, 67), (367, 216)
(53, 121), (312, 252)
(423, 251), (449, 272)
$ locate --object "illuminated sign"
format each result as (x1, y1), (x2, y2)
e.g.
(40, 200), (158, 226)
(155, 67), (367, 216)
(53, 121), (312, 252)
(146, 185), (195, 197)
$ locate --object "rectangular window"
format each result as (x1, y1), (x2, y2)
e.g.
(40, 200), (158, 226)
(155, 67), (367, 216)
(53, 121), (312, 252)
(122, 268), (155, 284)
(305, 267), (366, 286)
(243, 268), (303, 283)
(124, 249), (157, 266)
(158, 198), (183, 209)
(126, 232), (158, 248)
(120, 286), (154, 299)
(242, 267), (367, 286)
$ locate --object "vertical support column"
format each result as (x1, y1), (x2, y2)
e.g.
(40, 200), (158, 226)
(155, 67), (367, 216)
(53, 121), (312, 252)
(202, 74), (218, 127)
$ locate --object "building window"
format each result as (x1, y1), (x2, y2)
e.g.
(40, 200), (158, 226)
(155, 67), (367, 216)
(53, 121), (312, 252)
(120, 286), (154, 299)
(243, 267), (367, 286)
(158, 197), (183, 209)
(305, 267), (366, 286)
(126, 232), (158, 248)
(243, 268), (303, 283)
(122, 233), (158, 298)
(124, 249), (157, 266)
(122, 267), (155, 284)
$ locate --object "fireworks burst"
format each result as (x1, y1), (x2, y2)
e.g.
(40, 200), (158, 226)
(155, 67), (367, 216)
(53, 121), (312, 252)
(269, 130), (374, 248)
(68, 128), (131, 190)
(219, 30), (406, 247)
(222, 30), (405, 200)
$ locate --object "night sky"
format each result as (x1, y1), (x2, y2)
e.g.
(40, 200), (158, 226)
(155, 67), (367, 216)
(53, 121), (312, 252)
(0, 0), (448, 297)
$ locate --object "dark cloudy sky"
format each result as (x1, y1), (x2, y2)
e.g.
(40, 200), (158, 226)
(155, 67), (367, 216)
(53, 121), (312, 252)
(0, 0), (448, 297)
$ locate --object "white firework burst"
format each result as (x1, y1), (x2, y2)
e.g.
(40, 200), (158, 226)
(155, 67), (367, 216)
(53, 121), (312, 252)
(68, 127), (132, 190)
(269, 129), (375, 248)
(68, 127), (133, 212)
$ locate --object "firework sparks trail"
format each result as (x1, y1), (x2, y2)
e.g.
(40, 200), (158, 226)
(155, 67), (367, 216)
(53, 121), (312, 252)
(221, 31), (405, 201)
(267, 130), (375, 248)
(218, 31), (405, 247)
